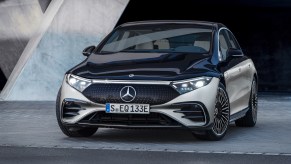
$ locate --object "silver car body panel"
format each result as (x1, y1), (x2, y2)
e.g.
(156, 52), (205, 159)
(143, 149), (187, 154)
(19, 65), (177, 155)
(224, 59), (256, 115)
(217, 27), (257, 116)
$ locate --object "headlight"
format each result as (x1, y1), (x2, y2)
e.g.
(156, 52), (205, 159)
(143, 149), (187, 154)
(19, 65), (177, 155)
(66, 74), (92, 92)
(171, 77), (212, 94)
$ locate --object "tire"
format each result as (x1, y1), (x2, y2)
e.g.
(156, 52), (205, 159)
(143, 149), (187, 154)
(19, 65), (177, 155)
(235, 78), (258, 127)
(56, 88), (98, 137)
(192, 83), (230, 141)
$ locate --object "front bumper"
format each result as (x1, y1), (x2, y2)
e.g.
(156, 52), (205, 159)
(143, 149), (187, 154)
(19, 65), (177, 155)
(58, 77), (219, 129)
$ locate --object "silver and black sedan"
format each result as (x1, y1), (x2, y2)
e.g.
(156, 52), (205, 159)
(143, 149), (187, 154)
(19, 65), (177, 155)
(56, 20), (258, 140)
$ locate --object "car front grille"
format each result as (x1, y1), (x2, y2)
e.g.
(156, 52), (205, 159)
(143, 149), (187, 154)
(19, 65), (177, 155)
(82, 83), (179, 105)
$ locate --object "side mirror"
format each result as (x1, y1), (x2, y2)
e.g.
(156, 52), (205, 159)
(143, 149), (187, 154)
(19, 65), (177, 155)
(82, 45), (96, 57)
(227, 48), (243, 57)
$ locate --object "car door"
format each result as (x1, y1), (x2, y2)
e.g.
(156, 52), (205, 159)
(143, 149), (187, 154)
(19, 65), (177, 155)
(218, 29), (252, 115)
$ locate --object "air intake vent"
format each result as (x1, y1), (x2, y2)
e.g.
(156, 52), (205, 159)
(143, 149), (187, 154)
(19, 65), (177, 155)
(80, 111), (181, 126)
(62, 101), (83, 118)
(174, 104), (206, 122)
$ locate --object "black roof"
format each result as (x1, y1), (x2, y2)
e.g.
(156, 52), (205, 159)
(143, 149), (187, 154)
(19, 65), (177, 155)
(118, 20), (226, 29)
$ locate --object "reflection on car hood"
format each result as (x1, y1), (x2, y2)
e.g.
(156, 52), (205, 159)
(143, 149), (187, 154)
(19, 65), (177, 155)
(69, 52), (218, 81)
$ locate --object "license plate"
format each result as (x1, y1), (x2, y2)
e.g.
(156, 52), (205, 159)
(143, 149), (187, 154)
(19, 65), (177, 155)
(105, 103), (150, 114)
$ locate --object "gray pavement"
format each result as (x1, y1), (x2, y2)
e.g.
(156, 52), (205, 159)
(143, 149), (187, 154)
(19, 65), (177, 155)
(0, 95), (291, 157)
(1, 146), (291, 164)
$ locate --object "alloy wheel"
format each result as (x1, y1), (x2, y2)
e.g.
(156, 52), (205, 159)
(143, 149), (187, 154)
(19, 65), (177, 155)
(251, 81), (258, 122)
(212, 87), (230, 135)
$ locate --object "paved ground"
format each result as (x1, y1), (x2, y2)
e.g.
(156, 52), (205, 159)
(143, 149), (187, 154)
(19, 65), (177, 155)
(1, 146), (291, 164)
(0, 95), (291, 163)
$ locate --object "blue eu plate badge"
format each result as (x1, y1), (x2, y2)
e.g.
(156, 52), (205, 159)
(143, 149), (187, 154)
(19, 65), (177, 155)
(106, 103), (110, 112)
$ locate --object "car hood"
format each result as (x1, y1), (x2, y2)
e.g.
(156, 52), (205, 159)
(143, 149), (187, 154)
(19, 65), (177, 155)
(69, 52), (218, 81)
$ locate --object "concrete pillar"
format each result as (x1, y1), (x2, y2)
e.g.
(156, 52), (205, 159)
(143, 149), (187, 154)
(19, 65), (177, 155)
(1, 0), (129, 100)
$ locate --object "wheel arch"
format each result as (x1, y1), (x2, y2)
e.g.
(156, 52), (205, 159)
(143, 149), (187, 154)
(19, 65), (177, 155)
(219, 74), (226, 87)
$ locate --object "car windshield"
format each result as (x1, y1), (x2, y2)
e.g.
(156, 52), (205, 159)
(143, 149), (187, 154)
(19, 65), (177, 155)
(98, 24), (213, 54)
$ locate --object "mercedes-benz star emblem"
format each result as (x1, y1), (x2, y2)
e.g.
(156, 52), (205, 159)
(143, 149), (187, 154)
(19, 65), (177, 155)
(120, 86), (136, 102)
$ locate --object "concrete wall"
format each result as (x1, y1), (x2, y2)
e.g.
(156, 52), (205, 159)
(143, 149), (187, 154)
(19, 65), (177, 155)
(0, 0), (48, 79)
(1, 0), (129, 100)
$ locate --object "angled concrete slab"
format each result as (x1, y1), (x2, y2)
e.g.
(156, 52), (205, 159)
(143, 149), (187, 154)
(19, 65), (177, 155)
(1, 0), (129, 100)
(0, 0), (45, 79)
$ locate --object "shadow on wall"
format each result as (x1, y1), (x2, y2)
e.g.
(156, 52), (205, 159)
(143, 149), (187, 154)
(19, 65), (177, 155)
(0, 38), (29, 79)
(0, 68), (6, 91)
(38, 0), (51, 13)
(0, 0), (46, 80)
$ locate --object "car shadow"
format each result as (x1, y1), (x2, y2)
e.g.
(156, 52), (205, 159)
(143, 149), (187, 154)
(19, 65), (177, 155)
(90, 128), (196, 143)
(67, 123), (244, 143)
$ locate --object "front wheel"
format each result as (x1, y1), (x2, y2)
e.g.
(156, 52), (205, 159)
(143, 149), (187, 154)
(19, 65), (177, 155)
(192, 83), (230, 141)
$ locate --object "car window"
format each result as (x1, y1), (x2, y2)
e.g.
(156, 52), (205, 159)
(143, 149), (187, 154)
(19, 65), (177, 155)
(219, 29), (230, 61)
(98, 24), (213, 54)
(227, 31), (240, 49)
